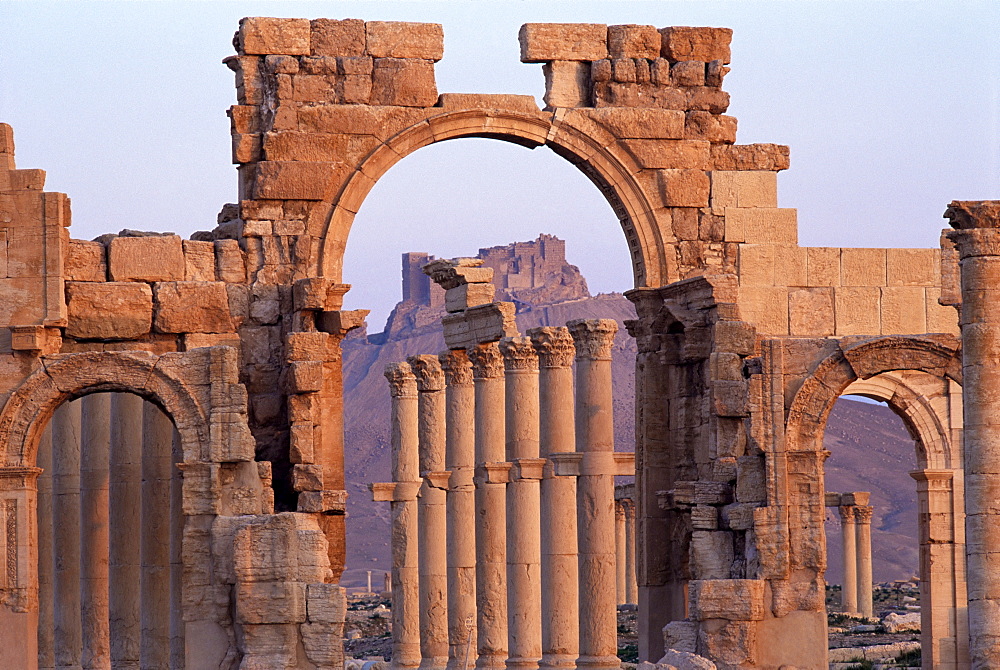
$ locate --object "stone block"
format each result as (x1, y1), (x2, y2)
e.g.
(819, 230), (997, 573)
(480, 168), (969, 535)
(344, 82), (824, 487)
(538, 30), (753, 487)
(659, 27), (733, 64)
(671, 60), (705, 87)
(366, 21), (444, 60)
(710, 171), (777, 209)
(108, 234), (185, 282)
(240, 623), (299, 667)
(519, 23), (608, 63)
(834, 286), (880, 336)
(880, 286), (927, 335)
(711, 143), (789, 171)
(154, 281), (234, 333)
(301, 622), (345, 667)
(806, 247), (840, 287)
(612, 58), (636, 83)
(576, 108), (685, 140)
(788, 288), (834, 337)
(925, 288), (959, 334)
(607, 25), (660, 59)
(713, 320), (756, 356)
(624, 139), (710, 170)
(288, 361), (324, 393)
(689, 530), (734, 579)
(684, 111), (737, 143)
(726, 208), (797, 245)
(543, 61), (591, 108)
(370, 58), (438, 107)
(184, 333), (241, 351)
(310, 18), (365, 56)
(306, 583), (347, 624)
(736, 455), (766, 503)
(183, 240), (215, 281)
(657, 169), (710, 207)
(738, 286), (788, 336)
(772, 245), (807, 287)
(215, 239), (247, 283)
(232, 133), (261, 164)
(691, 505), (718, 530)
(292, 464), (324, 492)
(840, 247), (887, 286)
(254, 161), (339, 200)
(712, 380), (749, 417)
(689, 579), (765, 621)
(662, 620), (698, 654)
(290, 423), (314, 464)
(445, 282), (495, 313)
(886, 248), (938, 286)
(65, 240), (106, 282)
(297, 490), (346, 514)
(66, 281), (152, 340)
(240, 17), (311, 56)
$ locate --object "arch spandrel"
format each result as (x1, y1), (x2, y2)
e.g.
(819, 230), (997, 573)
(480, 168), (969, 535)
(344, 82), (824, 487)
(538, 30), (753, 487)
(307, 106), (674, 291)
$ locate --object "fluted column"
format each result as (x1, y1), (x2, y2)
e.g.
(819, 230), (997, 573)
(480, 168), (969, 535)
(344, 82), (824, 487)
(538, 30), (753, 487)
(468, 342), (508, 670)
(409, 355), (450, 670)
(37, 424), (54, 670)
(110, 393), (143, 669)
(141, 402), (173, 668)
(53, 400), (82, 669)
(440, 349), (477, 670)
(568, 319), (620, 670)
(384, 363), (422, 670)
(945, 200), (1000, 668)
(500, 337), (543, 670)
(528, 327), (578, 670)
(855, 505), (874, 619)
(615, 501), (626, 607)
(839, 505), (858, 615)
(80, 393), (111, 670)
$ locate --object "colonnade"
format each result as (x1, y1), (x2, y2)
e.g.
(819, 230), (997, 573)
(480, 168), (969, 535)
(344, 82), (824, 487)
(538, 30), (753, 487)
(613, 486), (638, 607)
(376, 320), (633, 670)
(828, 491), (874, 618)
(36, 393), (182, 669)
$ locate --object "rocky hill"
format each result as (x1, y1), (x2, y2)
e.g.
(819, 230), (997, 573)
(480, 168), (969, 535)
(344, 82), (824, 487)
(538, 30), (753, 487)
(339, 237), (920, 590)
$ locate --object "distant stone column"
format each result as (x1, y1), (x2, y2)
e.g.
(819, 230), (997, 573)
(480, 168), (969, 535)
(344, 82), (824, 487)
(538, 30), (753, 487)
(80, 393), (111, 670)
(440, 349), (478, 670)
(945, 200), (1000, 667)
(36, 424), (55, 670)
(53, 400), (83, 669)
(839, 505), (858, 615)
(528, 327), (578, 670)
(409, 355), (450, 670)
(110, 393), (143, 669)
(468, 342), (508, 670)
(623, 500), (638, 606)
(383, 363), (422, 670)
(169, 429), (184, 668)
(615, 501), (626, 607)
(855, 505), (874, 619)
(141, 402), (174, 668)
(500, 337), (543, 670)
(568, 319), (620, 670)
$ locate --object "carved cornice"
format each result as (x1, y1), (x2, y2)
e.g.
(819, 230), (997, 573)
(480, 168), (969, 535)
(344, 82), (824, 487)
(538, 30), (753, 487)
(468, 342), (503, 379)
(567, 318), (618, 361)
(439, 349), (473, 386)
(944, 200), (1000, 230)
(499, 336), (538, 371)
(384, 362), (417, 397)
(527, 326), (575, 368)
(407, 354), (445, 392)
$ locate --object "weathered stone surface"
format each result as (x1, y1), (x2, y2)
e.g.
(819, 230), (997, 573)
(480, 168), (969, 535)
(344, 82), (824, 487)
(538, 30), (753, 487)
(65, 239), (107, 282)
(607, 25), (660, 59)
(689, 579), (765, 621)
(519, 23), (608, 63)
(66, 281), (153, 340)
(310, 18), (365, 56)
(183, 239), (216, 281)
(659, 27), (733, 64)
(366, 21), (444, 60)
(543, 61), (591, 108)
(240, 17), (311, 55)
(370, 58), (438, 107)
(154, 281), (235, 333)
(108, 234), (185, 282)
(253, 161), (339, 200)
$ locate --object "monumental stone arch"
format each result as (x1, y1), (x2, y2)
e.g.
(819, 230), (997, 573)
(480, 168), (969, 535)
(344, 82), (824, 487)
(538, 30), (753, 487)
(6, 14), (1000, 670)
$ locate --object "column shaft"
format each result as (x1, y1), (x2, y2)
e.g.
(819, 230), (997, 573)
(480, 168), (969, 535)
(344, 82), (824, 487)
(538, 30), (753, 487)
(528, 327), (578, 670)
(169, 429), (184, 669)
(52, 400), (82, 669)
(141, 402), (173, 669)
(409, 355), (450, 670)
(624, 502), (637, 606)
(855, 506), (874, 619)
(37, 424), (54, 670)
(440, 350), (477, 670)
(839, 506), (858, 615)
(80, 394), (111, 670)
(109, 393), (143, 669)
(615, 502), (626, 607)
(469, 343), (508, 670)
(568, 319), (620, 670)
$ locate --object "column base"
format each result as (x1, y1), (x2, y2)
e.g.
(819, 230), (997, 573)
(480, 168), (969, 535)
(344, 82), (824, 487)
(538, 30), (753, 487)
(448, 655), (477, 670)
(475, 652), (509, 670)
(506, 655), (541, 670)
(420, 656), (450, 670)
(393, 658), (422, 670)
(539, 653), (577, 670)
(575, 655), (620, 670)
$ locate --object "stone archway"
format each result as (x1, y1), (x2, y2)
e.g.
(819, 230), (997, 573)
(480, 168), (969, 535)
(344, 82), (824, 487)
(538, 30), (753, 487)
(783, 335), (967, 669)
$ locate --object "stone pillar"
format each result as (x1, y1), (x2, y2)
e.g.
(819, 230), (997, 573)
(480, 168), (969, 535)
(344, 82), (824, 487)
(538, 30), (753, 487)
(855, 505), (874, 619)
(528, 327), (578, 670)
(440, 349), (477, 670)
(384, 363), (422, 670)
(37, 425), (54, 670)
(0, 465), (44, 670)
(80, 393), (111, 670)
(409, 355), (450, 670)
(468, 342), (508, 670)
(624, 500), (637, 606)
(169, 429), (184, 669)
(500, 337), (543, 670)
(568, 319), (620, 670)
(615, 501), (626, 607)
(945, 200), (1000, 668)
(110, 393), (143, 669)
(839, 505), (858, 615)
(53, 400), (82, 669)
(141, 402), (173, 668)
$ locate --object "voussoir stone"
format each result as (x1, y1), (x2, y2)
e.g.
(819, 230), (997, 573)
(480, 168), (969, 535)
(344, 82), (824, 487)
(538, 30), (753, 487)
(154, 281), (235, 333)
(66, 281), (153, 340)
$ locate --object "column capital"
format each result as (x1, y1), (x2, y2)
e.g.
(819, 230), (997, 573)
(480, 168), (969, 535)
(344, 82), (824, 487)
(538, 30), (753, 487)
(468, 341), (504, 380)
(0, 466), (43, 490)
(945, 200), (1000, 230)
(500, 336), (539, 371)
(838, 505), (856, 523)
(439, 349), (473, 386)
(567, 318), (618, 361)
(854, 505), (873, 525)
(384, 362), (417, 398)
(527, 326), (575, 368)
(407, 354), (445, 392)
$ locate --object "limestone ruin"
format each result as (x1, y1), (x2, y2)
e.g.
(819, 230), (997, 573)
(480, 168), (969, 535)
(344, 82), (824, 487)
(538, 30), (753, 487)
(0, 15), (989, 670)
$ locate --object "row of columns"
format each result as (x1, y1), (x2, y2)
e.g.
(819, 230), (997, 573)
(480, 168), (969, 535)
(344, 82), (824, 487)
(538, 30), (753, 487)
(613, 493), (637, 607)
(835, 500), (874, 618)
(36, 393), (182, 670)
(378, 320), (626, 670)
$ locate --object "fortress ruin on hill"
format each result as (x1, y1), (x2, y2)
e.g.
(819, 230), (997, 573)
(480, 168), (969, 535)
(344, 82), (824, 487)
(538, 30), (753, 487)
(0, 16), (994, 670)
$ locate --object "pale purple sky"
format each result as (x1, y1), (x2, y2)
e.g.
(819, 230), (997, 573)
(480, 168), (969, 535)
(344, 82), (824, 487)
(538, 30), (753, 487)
(2, 1), (997, 328)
